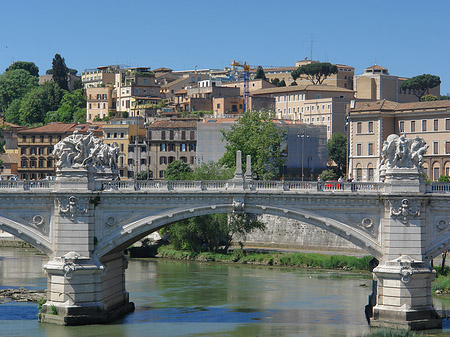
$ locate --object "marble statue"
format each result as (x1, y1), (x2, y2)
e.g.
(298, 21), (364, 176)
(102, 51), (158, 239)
(379, 134), (428, 171)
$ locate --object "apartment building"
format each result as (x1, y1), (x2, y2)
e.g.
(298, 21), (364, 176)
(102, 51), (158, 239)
(354, 65), (441, 102)
(251, 85), (354, 139)
(86, 85), (116, 122)
(103, 118), (146, 179)
(221, 79), (276, 95)
(160, 73), (209, 102)
(81, 65), (119, 88)
(17, 123), (102, 180)
(147, 120), (197, 179)
(348, 100), (450, 182)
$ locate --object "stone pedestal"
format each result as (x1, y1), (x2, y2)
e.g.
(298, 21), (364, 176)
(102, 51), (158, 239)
(38, 252), (134, 325)
(382, 168), (425, 193)
(371, 255), (441, 330)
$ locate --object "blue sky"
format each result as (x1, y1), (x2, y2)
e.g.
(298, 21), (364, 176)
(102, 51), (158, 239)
(1, 0), (450, 94)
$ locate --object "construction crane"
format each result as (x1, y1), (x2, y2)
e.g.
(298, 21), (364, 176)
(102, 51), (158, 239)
(231, 60), (250, 112)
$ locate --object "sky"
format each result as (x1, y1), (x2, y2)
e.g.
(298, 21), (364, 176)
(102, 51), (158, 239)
(1, 0), (450, 94)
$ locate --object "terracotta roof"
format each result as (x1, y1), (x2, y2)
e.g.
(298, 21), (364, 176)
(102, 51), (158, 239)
(18, 123), (102, 134)
(161, 76), (192, 89)
(335, 64), (355, 69)
(153, 67), (173, 72)
(174, 89), (187, 95)
(4, 122), (21, 128)
(351, 99), (450, 113)
(149, 120), (197, 129)
(251, 84), (354, 95)
(365, 65), (388, 70)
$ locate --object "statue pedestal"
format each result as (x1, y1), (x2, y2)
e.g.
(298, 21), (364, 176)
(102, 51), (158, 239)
(55, 168), (89, 190)
(383, 168), (425, 193)
(371, 256), (441, 330)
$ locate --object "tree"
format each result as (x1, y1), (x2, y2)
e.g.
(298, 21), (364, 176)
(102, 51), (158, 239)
(219, 110), (285, 180)
(420, 94), (438, 102)
(73, 108), (87, 123)
(165, 160), (192, 180)
(45, 89), (86, 123)
(291, 62), (338, 85)
(16, 82), (65, 125)
(52, 54), (69, 91)
(254, 66), (266, 80)
(5, 61), (39, 77)
(0, 69), (38, 113)
(270, 78), (286, 87)
(319, 169), (337, 182)
(327, 133), (347, 175)
(400, 74), (441, 101)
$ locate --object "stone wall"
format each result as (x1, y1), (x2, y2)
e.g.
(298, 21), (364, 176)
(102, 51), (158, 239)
(240, 215), (365, 254)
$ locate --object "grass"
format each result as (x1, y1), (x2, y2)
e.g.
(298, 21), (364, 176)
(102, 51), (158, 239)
(361, 329), (423, 337)
(156, 245), (372, 271)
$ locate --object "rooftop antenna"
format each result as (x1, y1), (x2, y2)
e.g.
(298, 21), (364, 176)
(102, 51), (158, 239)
(310, 35), (317, 61)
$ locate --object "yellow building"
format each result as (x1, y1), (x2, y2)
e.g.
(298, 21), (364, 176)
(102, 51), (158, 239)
(102, 118), (146, 179)
(86, 85), (116, 122)
(349, 100), (450, 182)
(81, 65), (118, 88)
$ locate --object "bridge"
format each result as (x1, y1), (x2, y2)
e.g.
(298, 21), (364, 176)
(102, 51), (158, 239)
(0, 133), (448, 330)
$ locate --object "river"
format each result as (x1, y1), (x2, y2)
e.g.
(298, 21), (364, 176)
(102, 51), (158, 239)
(1, 248), (450, 337)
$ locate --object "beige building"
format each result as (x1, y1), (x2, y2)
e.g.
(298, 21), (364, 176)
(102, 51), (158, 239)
(81, 65), (119, 88)
(349, 100), (450, 182)
(354, 65), (440, 102)
(160, 73), (209, 102)
(86, 85), (116, 122)
(252, 85), (354, 139)
(147, 120), (197, 179)
(221, 78), (276, 95)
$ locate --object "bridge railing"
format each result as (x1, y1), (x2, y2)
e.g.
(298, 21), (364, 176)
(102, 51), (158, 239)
(428, 182), (450, 193)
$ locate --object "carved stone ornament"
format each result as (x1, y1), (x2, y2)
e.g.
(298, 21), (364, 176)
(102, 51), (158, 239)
(31, 215), (45, 227)
(105, 216), (117, 227)
(437, 219), (449, 231)
(52, 130), (120, 177)
(400, 266), (413, 284)
(391, 199), (421, 224)
(232, 198), (245, 213)
(59, 196), (88, 221)
(360, 218), (374, 232)
(379, 134), (428, 171)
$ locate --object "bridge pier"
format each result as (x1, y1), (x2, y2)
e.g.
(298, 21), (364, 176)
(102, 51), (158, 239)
(38, 252), (134, 325)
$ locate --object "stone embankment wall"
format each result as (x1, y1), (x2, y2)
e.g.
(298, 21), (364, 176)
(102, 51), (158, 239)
(240, 215), (365, 254)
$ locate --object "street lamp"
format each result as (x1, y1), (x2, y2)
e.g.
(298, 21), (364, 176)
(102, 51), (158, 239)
(298, 133), (310, 181)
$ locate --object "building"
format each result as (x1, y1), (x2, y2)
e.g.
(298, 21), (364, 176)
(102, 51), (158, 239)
(147, 120), (197, 179)
(348, 100), (450, 182)
(86, 85), (116, 123)
(196, 119), (327, 180)
(115, 68), (161, 115)
(102, 118), (146, 179)
(160, 74), (209, 102)
(81, 65), (119, 88)
(220, 78), (276, 95)
(0, 153), (19, 180)
(17, 123), (102, 180)
(251, 84), (354, 139)
(354, 65), (441, 102)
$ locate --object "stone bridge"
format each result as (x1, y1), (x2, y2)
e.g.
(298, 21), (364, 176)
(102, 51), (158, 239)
(0, 134), (448, 330)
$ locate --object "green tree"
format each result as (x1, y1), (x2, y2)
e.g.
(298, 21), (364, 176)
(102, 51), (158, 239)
(291, 62), (338, 85)
(400, 74), (441, 101)
(327, 133), (347, 175)
(5, 61), (39, 77)
(319, 169), (337, 182)
(45, 89), (86, 123)
(73, 108), (86, 123)
(220, 110), (285, 180)
(420, 94), (438, 101)
(165, 160), (192, 180)
(0, 69), (38, 113)
(52, 54), (69, 91)
(254, 66), (266, 80)
(189, 161), (233, 180)
(17, 82), (65, 125)
(438, 175), (450, 183)
(72, 79), (83, 90)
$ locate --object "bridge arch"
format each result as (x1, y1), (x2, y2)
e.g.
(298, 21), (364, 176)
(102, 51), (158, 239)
(0, 216), (52, 255)
(94, 204), (382, 260)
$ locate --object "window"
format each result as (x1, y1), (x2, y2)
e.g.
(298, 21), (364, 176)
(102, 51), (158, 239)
(39, 147), (45, 155)
(368, 121), (374, 133)
(399, 121), (404, 133)
(170, 130), (174, 140)
(21, 160), (28, 168)
(40, 136), (44, 143)
(39, 159), (44, 168)
(121, 133), (124, 138)
(161, 131), (166, 140)
(107, 133), (111, 138)
(190, 156), (195, 165)
(168, 156), (175, 164)
(356, 143), (362, 156)
(434, 167), (440, 181)
(189, 143), (196, 151)
(190, 131), (195, 140)
(368, 143), (374, 156)
(47, 159), (53, 168)
(180, 156), (187, 163)
(160, 144), (166, 151)
(368, 168), (374, 181)
(422, 120), (427, 131)
(216, 103), (220, 109)
(356, 122), (362, 134)
(30, 147), (36, 155)
(446, 119), (450, 131)
(160, 156), (167, 165)
(433, 141), (439, 154)
(411, 121), (415, 132)
(21, 147), (27, 155)
(434, 119), (439, 131)
(181, 131), (186, 140)
(446, 142), (450, 154)
(356, 167), (362, 181)
(180, 144), (187, 152)
(31, 136), (35, 143)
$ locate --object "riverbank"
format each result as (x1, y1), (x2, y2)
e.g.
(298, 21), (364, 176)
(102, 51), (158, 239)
(0, 288), (45, 303)
(155, 244), (373, 271)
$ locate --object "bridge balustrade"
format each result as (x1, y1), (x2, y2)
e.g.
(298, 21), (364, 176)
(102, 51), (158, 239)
(429, 182), (450, 193)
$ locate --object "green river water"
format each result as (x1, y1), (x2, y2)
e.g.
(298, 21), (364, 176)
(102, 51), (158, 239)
(1, 248), (450, 337)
